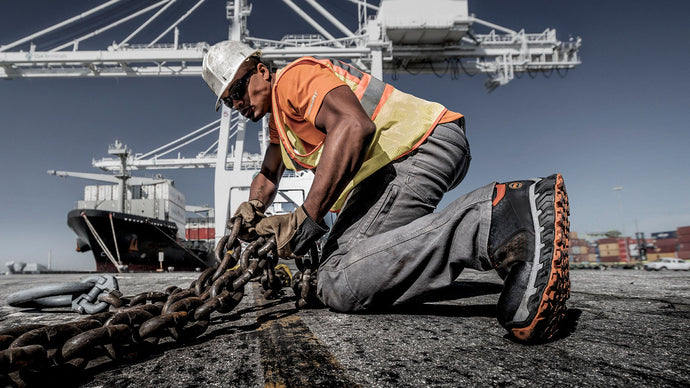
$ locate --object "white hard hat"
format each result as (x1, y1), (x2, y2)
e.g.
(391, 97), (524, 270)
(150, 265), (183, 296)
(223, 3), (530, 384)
(202, 40), (261, 111)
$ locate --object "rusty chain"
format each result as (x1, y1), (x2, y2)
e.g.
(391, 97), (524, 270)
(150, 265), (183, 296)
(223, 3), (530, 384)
(0, 217), (322, 387)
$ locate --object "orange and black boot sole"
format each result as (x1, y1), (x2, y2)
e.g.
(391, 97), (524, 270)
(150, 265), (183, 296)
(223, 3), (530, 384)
(495, 174), (570, 342)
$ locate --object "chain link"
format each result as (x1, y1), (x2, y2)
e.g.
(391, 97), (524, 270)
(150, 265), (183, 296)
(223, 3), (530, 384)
(0, 218), (323, 387)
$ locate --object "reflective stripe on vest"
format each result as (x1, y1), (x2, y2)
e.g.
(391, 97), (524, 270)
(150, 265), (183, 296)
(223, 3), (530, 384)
(272, 57), (452, 211)
(323, 59), (387, 118)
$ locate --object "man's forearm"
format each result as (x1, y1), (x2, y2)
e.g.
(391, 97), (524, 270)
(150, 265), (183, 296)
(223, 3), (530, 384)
(249, 171), (279, 211)
(302, 121), (373, 223)
(239, 143), (285, 215)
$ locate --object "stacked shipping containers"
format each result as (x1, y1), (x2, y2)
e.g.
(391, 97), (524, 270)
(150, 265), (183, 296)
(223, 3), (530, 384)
(79, 182), (187, 239)
(568, 232), (590, 263)
(597, 238), (620, 263)
(593, 237), (637, 263)
(617, 237), (631, 263)
(677, 226), (690, 259)
(649, 233), (678, 261)
(141, 183), (186, 239)
(570, 226), (690, 264)
(185, 217), (215, 241)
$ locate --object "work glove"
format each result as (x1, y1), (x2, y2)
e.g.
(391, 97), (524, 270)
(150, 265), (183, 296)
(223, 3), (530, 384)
(254, 205), (328, 259)
(229, 199), (265, 240)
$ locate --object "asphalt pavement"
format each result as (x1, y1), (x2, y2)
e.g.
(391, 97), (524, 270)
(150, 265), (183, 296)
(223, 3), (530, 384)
(1, 268), (688, 387)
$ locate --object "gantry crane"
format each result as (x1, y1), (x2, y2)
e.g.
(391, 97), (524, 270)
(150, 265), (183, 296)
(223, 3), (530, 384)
(1, 0), (581, 88)
(1, 0), (581, 238)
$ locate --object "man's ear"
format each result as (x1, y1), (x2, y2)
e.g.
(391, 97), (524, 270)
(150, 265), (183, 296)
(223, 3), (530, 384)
(258, 62), (271, 80)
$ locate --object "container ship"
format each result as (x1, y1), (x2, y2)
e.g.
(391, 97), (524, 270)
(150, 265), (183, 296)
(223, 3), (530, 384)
(50, 141), (215, 272)
(66, 183), (215, 273)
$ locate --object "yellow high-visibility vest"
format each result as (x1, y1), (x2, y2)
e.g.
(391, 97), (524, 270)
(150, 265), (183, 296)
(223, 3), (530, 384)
(272, 57), (455, 212)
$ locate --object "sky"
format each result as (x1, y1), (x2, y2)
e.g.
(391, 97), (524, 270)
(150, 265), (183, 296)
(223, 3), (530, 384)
(0, 0), (688, 271)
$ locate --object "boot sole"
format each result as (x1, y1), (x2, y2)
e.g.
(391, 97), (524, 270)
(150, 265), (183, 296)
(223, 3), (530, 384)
(510, 173), (570, 341)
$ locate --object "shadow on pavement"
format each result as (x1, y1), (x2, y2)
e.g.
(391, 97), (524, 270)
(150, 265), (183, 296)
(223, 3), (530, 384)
(396, 303), (498, 318)
(502, 308), (582, 345)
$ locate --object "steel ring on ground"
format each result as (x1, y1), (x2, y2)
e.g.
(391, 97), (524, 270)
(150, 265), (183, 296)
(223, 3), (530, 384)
(7, 282), (95, 308)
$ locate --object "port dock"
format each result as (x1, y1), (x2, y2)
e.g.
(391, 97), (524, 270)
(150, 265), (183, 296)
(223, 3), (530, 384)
(1, 269), (688, 387)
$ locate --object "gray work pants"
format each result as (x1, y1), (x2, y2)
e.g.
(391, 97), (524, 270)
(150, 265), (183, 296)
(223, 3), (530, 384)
(317, 118), (495, 312)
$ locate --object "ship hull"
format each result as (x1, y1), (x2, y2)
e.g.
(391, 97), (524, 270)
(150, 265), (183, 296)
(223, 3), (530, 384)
(67, 209), (214, 272)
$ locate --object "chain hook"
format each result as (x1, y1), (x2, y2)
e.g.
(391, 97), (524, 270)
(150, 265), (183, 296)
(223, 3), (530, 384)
(71, 275), (119, 314)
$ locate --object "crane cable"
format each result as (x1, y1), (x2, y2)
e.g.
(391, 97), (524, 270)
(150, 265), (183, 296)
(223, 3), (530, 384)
(81, 212), (124, 273)
(109, 212), (123, 265)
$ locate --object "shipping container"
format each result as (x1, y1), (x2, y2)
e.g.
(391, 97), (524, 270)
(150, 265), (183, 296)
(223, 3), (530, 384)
(91, 185), (100, 201)
(155, 183), (185, 207)
(139, 183), (185, 206)
(197, 228), (210, 240)
(677, 250), (690, 259)
(571, 246), (590, 255)
(677, 235), (690, 244)
(84, 185), (99, 202)
(677, 243), (690, 251)
(646, 252), (677, 261)
(98, 185), (113, 201)
(186, 227), (215, 240)
(650, 247), (674, 254)
(598, 249), (619, 257)
(95, 185), (105, 201)
(676, 226), (690, 235)
(599, 251), (619, 258)
(652, 231), (677, 240)
(599, 243), (619, 251)
(570, 238), (588, 247)
(599, 255), (621, 263)
(655, 238), (679, 246)
(618, 239), (631, 262)
(597, 238), (619, 244)
(645, 253), (658, 261)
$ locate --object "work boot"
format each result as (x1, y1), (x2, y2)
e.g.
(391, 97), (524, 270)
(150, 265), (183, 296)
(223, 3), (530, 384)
(488, 173), (570, 342)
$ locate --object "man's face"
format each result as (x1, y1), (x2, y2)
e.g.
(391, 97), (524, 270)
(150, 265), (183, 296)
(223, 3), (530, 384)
(221, 62), (271, 122)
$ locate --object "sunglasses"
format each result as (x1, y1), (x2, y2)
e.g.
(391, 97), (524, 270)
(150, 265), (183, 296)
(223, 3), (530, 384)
(222, 68), (256, 108)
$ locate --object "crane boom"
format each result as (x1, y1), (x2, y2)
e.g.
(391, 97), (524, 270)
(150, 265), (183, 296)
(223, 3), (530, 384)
(47, 170), (168, 186)
(48, 170), (120, 184)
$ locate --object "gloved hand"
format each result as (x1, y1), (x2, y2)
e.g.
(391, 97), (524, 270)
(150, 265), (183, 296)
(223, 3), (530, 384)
(255, 205), (328, 259)
(229, 199), (265, 240)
